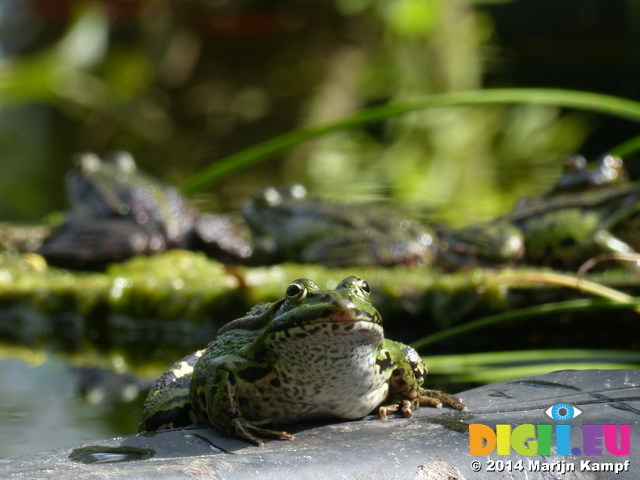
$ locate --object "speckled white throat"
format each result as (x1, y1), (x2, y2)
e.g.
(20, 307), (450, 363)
(236, 320), (390, 424)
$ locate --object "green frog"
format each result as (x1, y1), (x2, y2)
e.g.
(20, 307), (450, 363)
(242, 185), (436, 267)
(437, 155), (640, 270)
(139, 276), (466, 446)
(63, 151), (197, 244)
(38, 152), (251, 269)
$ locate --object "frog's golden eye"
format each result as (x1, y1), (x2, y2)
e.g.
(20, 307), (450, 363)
(358, 279), (371, 297)
(286, 280), (307, 303)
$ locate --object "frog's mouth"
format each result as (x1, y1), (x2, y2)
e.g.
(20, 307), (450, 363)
(271, 304), (382, 334)
(269, 312), (384, 345)
(269, 319), (384, 350)
(323, 306), (382, 325)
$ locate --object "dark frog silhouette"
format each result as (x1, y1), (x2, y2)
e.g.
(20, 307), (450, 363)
(38, 152), (251, 269)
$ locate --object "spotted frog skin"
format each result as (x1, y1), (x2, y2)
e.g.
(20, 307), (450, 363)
(139, 276), (466, 446)
(242, 185), (436, 267)
(438, 155), (640, 270)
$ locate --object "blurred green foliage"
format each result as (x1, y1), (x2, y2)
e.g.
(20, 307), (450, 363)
(0, 0), (621, 226)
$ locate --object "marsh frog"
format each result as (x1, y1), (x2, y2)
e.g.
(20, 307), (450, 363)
(438, 155), (640, 270)
(38, 152), (250, 268)
(139, 276), (466, 446)
(242, 185), (436, 267)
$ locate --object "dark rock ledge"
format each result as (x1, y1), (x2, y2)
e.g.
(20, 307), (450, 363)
(2, 369), (638, 480)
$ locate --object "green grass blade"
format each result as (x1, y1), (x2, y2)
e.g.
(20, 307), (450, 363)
(410, 298), (640, 350)
(426, 349), (640, 384)
(181, 88), (640, 193)
(611, 134), (640, 157)
(447, 363), (640, 384)
(427, 349), (640, 373)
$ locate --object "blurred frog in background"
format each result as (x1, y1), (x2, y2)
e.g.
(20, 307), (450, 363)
(437, 154), (640, 270)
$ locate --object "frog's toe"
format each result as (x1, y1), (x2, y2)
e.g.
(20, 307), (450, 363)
(246, 425), (294, 447)
(420, 389), (468, 412)
(400, 399), (415, 417)
(378, 400), (415, 420)
(223, 419), (266, 446)
(420, 396), (444, 409)
(378, 404), (396, 420)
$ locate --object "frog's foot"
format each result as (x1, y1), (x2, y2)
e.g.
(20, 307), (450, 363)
(226, 419), (294, 447)
(419, 389), (468, 412)
(378, 400), (415, 420)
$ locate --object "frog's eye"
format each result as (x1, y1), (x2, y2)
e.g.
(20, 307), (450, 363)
(262, 187), (283, 207)
(110, 151), (137, 173)
(76, 153), (101, 172)
(358, 279), (371, 297)
(286, 280), (307, 303)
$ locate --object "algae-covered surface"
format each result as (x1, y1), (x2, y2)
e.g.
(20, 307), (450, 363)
(0, 250), (245, 374)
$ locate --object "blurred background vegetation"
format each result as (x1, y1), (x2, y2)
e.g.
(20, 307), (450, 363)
(2, 0), (640, 458)
(2, 0), (639, 227)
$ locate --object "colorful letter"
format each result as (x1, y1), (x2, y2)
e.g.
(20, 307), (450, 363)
(496, 424), (511, 455)
(556, 424), (571, 455)
(469, 424), (496, 456)
(511, 424), (537, 455)
(537, 424), (552, 455)
(604, 424), (630, 456)
(582, 424), (603, 455)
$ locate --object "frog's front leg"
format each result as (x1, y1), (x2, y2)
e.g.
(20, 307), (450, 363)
(377, 341), (467, 420)
(202, 369), (293, 447)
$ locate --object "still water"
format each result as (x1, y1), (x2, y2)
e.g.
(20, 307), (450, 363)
(0, 358), (142, 458)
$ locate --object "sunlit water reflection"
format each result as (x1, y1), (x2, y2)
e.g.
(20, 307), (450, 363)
(0, 359), (142, 458)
